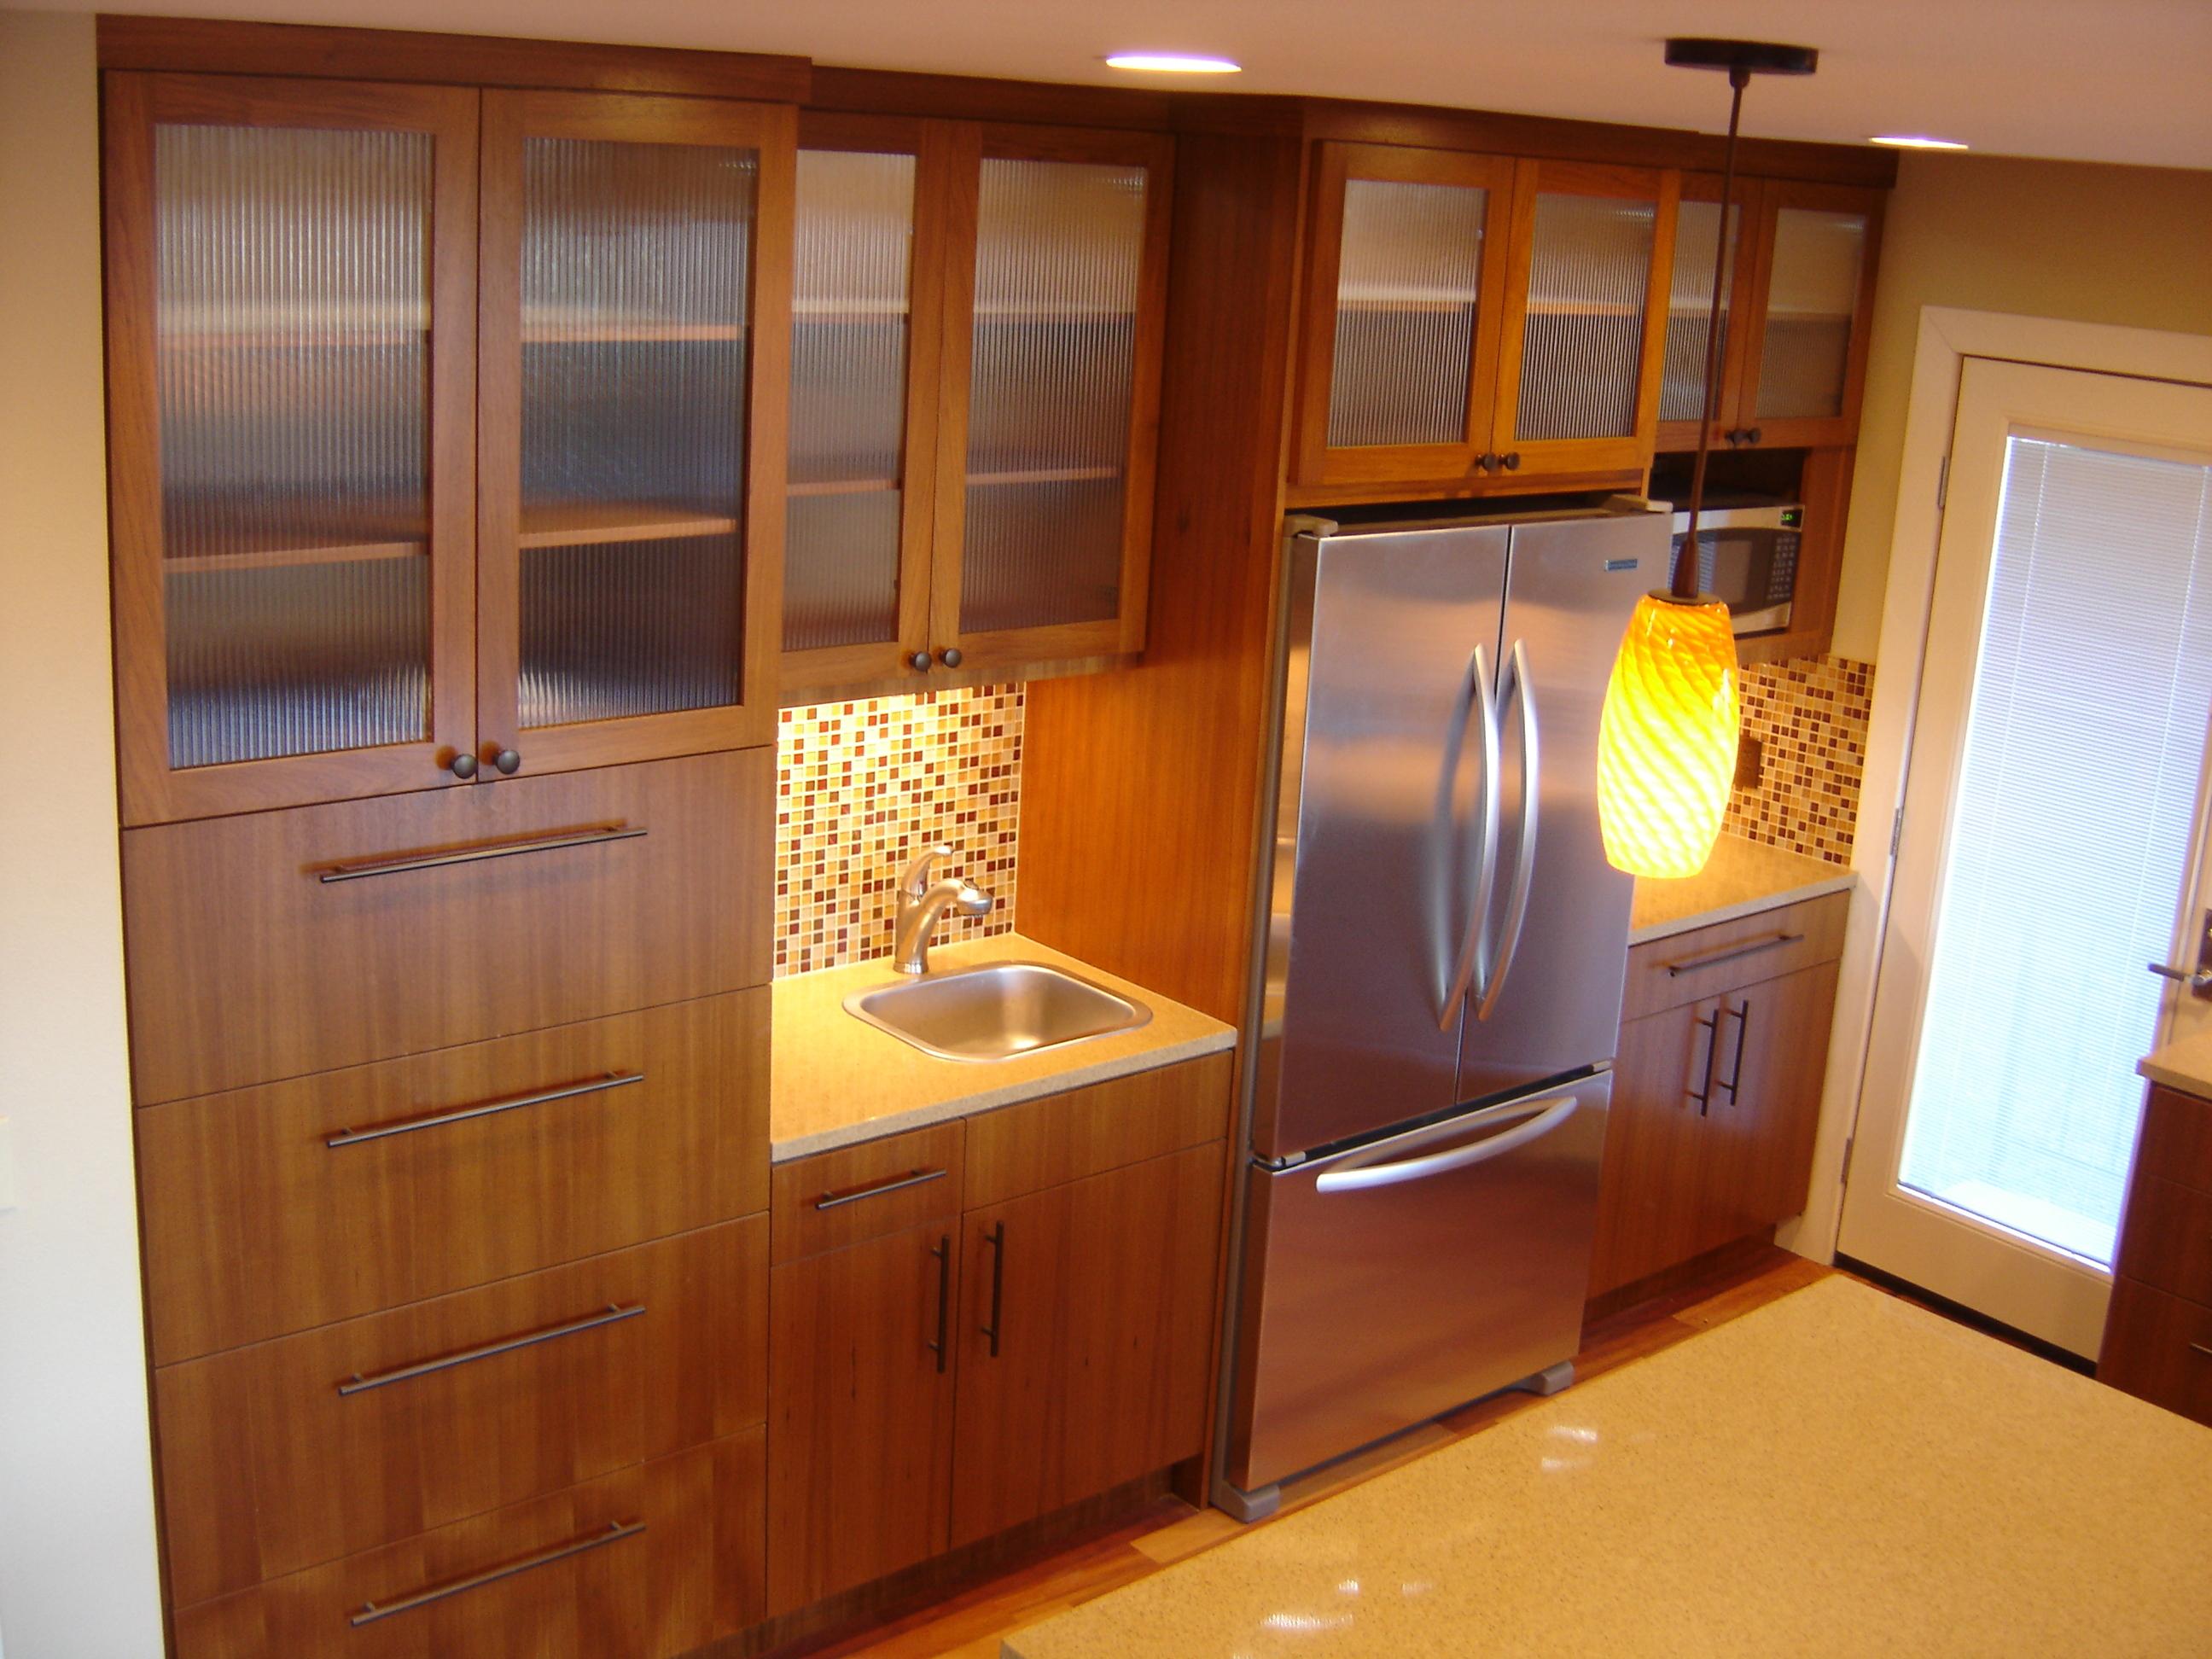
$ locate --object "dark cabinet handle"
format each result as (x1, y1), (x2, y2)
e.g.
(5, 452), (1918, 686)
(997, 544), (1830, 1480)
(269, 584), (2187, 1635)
(812, 1166), (946, 1211)
(1502, 451), (1522, 471)
(352, 1519), (643, 1627)
(1477, 452), (1499, 473)
(980, 1221), (1005, 1358)
(1689, 1007), (1720, 1115)
(446, 750), (479, 779)
(1665, 930), (1804, 978)
(326, 1069), (643, 1148)
(338, 1301), (643, 1395)
(926, 1235), (951, 1374)
(1745, 427), (1763, 446)
(317, 824), (647, 883)
(1718, 999), (1749, 1106)
(492, 748), (521, 776)
(908, 650), (933, 672)
(940, 647), (963, 668)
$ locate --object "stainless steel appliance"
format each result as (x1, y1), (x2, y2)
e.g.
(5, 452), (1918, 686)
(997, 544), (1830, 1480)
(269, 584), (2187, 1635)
(1669, 498), (1802, 636)
(1216, 500), (1666, 1519)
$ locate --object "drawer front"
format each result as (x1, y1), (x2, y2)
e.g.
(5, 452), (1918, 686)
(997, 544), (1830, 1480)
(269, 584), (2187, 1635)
(123, 748), (772, 1104)
(173, 1432), (765, 1659)
(2099, 1278), (2212, 1428)
(2136, 1085), (2212, 1195)
(155, 1220), (765, 1607)
(771, 1121), (963, 1264)
(141, 992), (767, 1365)
(2115, 1173), (2212, 1307)
(1624, 890), (1849, 1022)
(963, 1053), (1233, 1209)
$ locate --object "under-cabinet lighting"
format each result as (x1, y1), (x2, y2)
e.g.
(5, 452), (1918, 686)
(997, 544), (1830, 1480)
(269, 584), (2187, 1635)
(1103, 53), (1241, 73)
(1870, 133), (1969, 149)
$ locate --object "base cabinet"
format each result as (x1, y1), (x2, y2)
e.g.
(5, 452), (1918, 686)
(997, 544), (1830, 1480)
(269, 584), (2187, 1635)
(2099, 1085), (2212, 1425)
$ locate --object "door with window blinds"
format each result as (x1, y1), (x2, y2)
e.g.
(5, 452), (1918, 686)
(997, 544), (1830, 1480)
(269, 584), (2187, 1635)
(1840, 358), (2212, 1353)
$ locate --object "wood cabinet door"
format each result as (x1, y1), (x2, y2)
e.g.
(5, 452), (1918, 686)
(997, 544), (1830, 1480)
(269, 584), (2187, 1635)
(1288, 142), (1518, 490)
(104, 73), (482, 826)
(1587, 1000), (1714, 1296)
(1736, 181), (1883, 451)
(765, 1222), (958, 1614)
(475, 90), (793, 777)
(1651, 172), (1766, 452)
(928, 122), (1173, 677)
(1490, 159), (1677, 482)
(948, 1142), (1222, 1546)
(1710, 959), (1840, 1232)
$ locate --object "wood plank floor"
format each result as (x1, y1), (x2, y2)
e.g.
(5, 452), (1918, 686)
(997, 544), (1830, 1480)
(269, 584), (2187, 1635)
(779, 1245), (1833, 1659)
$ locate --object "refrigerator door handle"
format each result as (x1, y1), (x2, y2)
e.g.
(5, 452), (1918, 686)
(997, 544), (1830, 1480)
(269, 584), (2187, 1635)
(1475, 637), (1541, 1022)
(1313, 1094), (1579, 1194)
(1438, 644), (1502, 1029)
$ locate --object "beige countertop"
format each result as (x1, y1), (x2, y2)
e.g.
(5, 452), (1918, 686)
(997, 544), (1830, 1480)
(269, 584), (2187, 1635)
(1004, 1274), (2212, 1659)
(2139, 1023), (2212, 1099)
(769, 932), (1237, 1162)
(1628, 831), (1856, 945)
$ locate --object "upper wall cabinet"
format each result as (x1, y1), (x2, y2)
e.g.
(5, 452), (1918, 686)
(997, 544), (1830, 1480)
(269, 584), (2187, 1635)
(103, 73), (793, 826)
(1291, 144), (1676, 494)
(1656, 175), (1883, 452)
(780, 118), (1171, 698)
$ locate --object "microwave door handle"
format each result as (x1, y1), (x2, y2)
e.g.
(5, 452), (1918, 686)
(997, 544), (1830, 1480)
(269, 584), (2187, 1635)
(1476, 638), (1540, 1022)
(1314, 1095), (1579, 1193)
(1438, 644), (1501, 1029)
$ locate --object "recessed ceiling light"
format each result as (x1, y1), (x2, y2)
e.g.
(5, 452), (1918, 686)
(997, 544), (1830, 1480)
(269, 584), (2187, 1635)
(1103, 53), (1242, 74)
(1870, 134), (1970, 150)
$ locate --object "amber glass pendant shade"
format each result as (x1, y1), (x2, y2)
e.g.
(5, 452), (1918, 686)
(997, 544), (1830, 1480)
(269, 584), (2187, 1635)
(1597, 591), (1741, 877)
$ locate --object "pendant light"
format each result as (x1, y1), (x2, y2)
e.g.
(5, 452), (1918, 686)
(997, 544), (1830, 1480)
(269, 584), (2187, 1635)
(1596, 38), (1817, 879)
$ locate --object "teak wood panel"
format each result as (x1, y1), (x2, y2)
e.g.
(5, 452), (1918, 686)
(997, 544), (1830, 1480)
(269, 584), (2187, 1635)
(1652, 170), (1769, 454)
(169, 1432), (765, 1659)
(1621, 890), (1849, 1022)
(1734, 179), (1886, 452)
(766, 1222), (960, 1614)
(137, 991), (766, 1364)
(950, 1142), (1224, 1546)
(1737, 445), (1854, 667)
(121, 747), (771, 1104)
(962, 1053), (1231, 1209)
(2098, 1278), (2212, 1428)
(2135, 1086), (2212, 1195)
(2114, 1173), (2212, 1308)
(102, 73), (483, 827)
(475, 91), (794, 771)
(155, 1220), (765, 1608)
(771, 1121), (965, 1264)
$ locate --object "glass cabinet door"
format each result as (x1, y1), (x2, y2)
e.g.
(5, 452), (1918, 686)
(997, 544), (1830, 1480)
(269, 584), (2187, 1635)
(1744, 182), (1881, 447)
(103, 73), (480, 825)
(934, 126), (1172, 668)
(1290, 143), (1516, 488)
(781, 118), (944, 694)
(1654, 174), (1761, 452)
(477, 91), (793, 772)
(1492, 160), (1677, 479)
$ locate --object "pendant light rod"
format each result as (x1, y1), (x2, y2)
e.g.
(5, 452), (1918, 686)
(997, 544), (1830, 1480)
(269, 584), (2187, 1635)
(1675, 65), (1749, 600)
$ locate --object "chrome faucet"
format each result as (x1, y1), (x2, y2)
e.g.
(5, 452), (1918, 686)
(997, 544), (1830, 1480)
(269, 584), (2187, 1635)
(892, 844), (994, 975)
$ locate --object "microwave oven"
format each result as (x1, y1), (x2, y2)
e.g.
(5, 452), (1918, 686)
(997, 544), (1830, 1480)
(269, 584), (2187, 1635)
(1670, 500), (1802, 636)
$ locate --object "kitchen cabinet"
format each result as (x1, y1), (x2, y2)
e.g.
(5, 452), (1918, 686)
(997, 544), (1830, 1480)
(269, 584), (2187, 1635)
(103, 72), (793, 826)
(2099, 1085), (2212, 1426)
(1655, 175), (1882, 453)
(1589, 894), (1848, 1299)
(765, 1056), (1228, 1615)
(781, 114), (1172, 697)
(1290, 144), (1676, 492)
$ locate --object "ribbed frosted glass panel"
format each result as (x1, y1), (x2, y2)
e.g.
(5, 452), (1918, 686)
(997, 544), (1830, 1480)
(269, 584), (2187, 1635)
(1900, 437), (2212, 1264)
(1327, 178), (1487, 449)
(154, 122), (433, 767)
(1514, 192), (1656, 442)
(1755, 207), (1866, 421)
(786, 149), (917, 653)
(960, 158), (1144, 636)
(518, 138), (756, 727)
(1657, 200), (1740, 425)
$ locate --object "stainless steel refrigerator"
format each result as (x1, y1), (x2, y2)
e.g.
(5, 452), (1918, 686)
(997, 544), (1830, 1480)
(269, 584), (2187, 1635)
(1216, 499), (1667, 1518)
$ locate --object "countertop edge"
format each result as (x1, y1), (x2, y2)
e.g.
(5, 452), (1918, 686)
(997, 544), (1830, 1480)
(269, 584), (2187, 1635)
(1627, 870), (1857, 946)
(770, 1024), (1238, 1164)
(2136, 1051), (2212, 1100)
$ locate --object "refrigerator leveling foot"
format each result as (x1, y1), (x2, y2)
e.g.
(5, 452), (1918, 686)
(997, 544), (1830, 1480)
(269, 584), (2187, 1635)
(1511, 1359), (1575, 1397)
(1212, 1478), (1283, 1524)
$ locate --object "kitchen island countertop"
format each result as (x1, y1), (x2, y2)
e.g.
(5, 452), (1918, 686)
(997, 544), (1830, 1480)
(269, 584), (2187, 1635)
(1629, 831), (1855, 944)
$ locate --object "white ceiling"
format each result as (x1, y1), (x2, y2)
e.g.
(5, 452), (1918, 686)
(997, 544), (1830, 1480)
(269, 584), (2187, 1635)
(69, 0), (2212, 169)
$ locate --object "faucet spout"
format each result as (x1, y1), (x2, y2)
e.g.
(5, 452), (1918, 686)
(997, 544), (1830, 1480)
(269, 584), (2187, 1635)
(892, 875), (994, 975)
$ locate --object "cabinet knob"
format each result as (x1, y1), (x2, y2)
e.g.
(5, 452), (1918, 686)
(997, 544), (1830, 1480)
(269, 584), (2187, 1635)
(1502, 451), (1522, 472)
(492, 748), (521, 776)
(908, 650), (934, 672)
(446, 751), (479, 779)
(939, 647), (963, 669)
(1476, 452), (1500, 474)
(1744, 427), (1763, 447)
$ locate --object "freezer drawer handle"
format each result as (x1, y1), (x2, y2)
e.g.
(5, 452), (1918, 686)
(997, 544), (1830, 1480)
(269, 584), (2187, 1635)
(351, 1519), (644, 1626)
(317, 824), (647, 882)
(1440, 643), (1502, 1028)
(1314, 1095), (1579, 1193)
(325, 1071), (643, 1148)
(1664, 931), (1804, 978)
(1474, 638), (1540, 1022)
(337, 1302), (643, 1395)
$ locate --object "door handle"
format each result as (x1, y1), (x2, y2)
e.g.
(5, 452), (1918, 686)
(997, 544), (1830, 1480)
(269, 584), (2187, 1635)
(979, 1222), (1005, 1357)
(1689, 1007), (1720, 1115)
(1475, 637), (1540, 1022)
(352, 1520), (643, 1626)
(317, 824), (646, 883)
(338, 1302), (643, 1395)
(1315, 1095), (1578, 1193)
(925, 1234), (951, 1374)
(1717, 998), (1749, 1105)
(325, 1071), (643, 1149)
(2147, 961), (2212, 996)
(812, 1166), (947, 1211)
(1440, 644), (1501, 1028)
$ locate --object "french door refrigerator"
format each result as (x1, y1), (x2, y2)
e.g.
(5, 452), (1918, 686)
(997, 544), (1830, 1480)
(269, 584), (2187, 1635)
(1217, 501), (1667, 1518)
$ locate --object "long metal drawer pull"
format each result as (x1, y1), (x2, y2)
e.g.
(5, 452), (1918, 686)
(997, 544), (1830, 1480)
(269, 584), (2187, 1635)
(1717, 1000), (1749, 1106)
(1665, 931), (1805, 978)
(813, 1166), (947, 1211)
(337, 1302), (643, 1396)
(325, 1071), (643, 1149)
(981, 1221), (1007, 1358)
(1315, 1096), (1578, 1193)
(926, 1236), (952, 1374)
(317, 824), (647, 883)
(2192, 1342), (2212, 1359)
(350, 1519), (645, 1627)
(1689, 1011), (1720, 1115)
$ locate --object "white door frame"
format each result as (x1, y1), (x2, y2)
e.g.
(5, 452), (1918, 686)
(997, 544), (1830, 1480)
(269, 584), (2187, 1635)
(1781, 306), (2212, 1270)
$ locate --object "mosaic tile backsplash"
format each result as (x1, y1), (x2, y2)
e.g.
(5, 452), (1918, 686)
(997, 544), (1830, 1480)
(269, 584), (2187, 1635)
(1725, 655), (1875, 866)
(775, 684), (1023, 977)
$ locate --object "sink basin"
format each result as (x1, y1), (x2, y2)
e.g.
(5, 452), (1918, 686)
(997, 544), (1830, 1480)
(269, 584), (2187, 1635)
(844, 961), (1150, 1062)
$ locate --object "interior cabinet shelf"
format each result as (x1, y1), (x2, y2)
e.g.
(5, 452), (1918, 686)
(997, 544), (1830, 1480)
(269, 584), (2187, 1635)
(164, 538), (425, 574)
(521, 320), (747, 343)
(517, 501), (742, 549)
(967, 465), (1121, 487)
(786, 476), (899, 498)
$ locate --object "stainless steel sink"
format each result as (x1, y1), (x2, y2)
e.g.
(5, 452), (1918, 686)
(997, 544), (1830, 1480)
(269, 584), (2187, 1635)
(844, 961), (1150, 1062)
